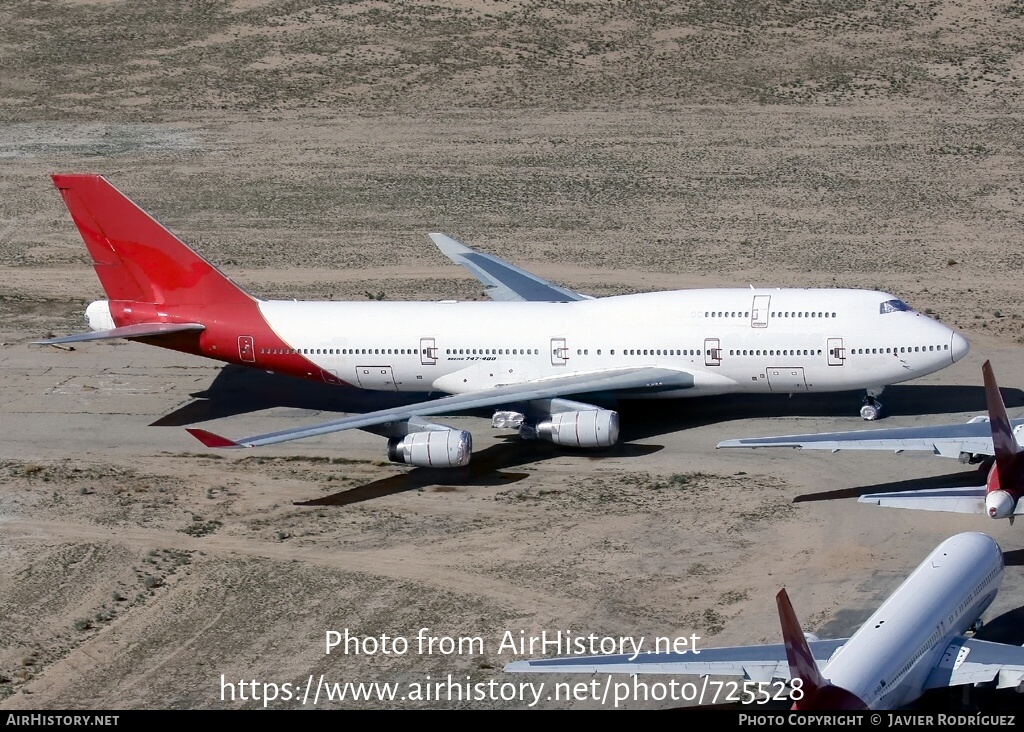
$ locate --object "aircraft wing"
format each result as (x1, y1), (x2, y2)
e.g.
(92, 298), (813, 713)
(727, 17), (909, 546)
(503, 638), (849, 682)
(430, 233), (591, 302)
(716, 417), (1024, 459)
(925, 637), (1024, 690)
(189, 366), (692, 448)
(33, 322), (205, 345)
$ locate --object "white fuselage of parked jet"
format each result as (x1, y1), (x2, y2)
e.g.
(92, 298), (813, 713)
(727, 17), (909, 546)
(820, 531), (1002, 709)
(254, 288), (965, 397)
(505, 532), (1013, 710)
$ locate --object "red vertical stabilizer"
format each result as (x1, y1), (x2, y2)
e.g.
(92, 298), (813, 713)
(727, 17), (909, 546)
(776, 589), (868, 710)
(982, 361), (1024, 518)
(49, 174), (348, 384)
(51, 174), (254, 309)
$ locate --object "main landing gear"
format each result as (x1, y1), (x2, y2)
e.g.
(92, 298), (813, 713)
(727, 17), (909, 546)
(860, 386), (885, 421)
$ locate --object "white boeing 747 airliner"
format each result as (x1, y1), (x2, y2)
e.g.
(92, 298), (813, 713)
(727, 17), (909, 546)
(506, 532), (1024, 710)
(39, 174), (968, 468)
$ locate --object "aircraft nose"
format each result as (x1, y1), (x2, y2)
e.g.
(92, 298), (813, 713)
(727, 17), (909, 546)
(950, 332), (969, 363)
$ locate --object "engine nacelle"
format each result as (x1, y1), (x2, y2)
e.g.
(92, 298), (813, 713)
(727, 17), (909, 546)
(535, 409), (619, 448)
(986, 489), (1015, 519)
(387, 429), (472, 468)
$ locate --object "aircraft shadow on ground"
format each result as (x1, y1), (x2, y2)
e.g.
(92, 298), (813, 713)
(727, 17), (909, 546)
(150, 365), (431, 426)
(154, 366), (1022, 435)
(1000, 549), (1024, 568)
(152, 367), (1017, 501)
(616, 383), (1024, 443)
(294, 440), (662, 507)
(973, 605), (1024, 644)
(792, 469), (988, 503)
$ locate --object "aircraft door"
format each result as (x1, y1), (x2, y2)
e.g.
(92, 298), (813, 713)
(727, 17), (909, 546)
(767, 367), (808, 392)
(355, 366), (399, 391)
(420, 337), (438, 366)
(238, 335), (255, 363)
(704, 338), (722, 366)
(551, 337), (569, 366)
(322, 369), (343, 385)
(827, 337), (845, 366)
(751, 295), (770, 328)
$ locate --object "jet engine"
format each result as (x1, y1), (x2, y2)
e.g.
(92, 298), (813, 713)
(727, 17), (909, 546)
(387, 429), (472, 468)
(535, 409), (619, 448)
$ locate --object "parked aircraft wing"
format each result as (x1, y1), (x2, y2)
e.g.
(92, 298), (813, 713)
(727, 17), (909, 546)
(925, 637), (1024, 689)
(33, 322), (205, 345)
(189, 366), (692, 448)
(430, 233), (591, 302)
(503, 638), (848, 682)
(716, 418), (1024, 459)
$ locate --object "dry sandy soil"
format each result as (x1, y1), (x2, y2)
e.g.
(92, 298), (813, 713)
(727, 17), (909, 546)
(3, 0), (1024, 709)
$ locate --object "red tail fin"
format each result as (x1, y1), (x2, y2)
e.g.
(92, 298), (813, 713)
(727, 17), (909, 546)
(51, 174), (254, 308)
(776, 589), (867, 710)
(777, 589), (825, 694)
(983, 360), (1020, 494)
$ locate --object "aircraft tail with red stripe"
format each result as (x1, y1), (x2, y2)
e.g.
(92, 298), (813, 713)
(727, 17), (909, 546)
(50, 174), (254, 309)
(983, 360), (1024, 519)
(37, 174), (258, 346)
(776, 589), (868, 710)
(39, 175), (341, 385)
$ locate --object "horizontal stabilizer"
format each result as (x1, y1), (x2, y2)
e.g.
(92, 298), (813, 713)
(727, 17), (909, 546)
(34, 322), (205, 345)
(186, 429), (243, 448)
(857, 486), (987, 514)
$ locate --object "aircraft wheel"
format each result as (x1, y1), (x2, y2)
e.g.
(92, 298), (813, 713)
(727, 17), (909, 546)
(860, 402), (882, 421)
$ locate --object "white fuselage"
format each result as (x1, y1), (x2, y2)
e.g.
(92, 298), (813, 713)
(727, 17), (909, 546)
(256, 288), (964, 397)
(820, 532), (1003, 709)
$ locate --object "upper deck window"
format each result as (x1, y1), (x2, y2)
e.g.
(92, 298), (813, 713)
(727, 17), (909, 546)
(880, 299), (912, 314)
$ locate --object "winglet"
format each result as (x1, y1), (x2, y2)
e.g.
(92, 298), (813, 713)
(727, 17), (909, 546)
(776, 588), (825, 695)
(186, 428), (243, 448)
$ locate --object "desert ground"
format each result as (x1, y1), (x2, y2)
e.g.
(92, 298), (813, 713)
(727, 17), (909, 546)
(3, 0), (1024, 709)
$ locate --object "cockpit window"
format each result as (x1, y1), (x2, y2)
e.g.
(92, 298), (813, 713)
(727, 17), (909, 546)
(879, 299), (912, 314)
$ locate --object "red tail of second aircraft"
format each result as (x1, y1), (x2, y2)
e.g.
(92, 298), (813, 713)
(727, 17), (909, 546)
(776, 589), (868, 710)
(983, 360), (1024, 518)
